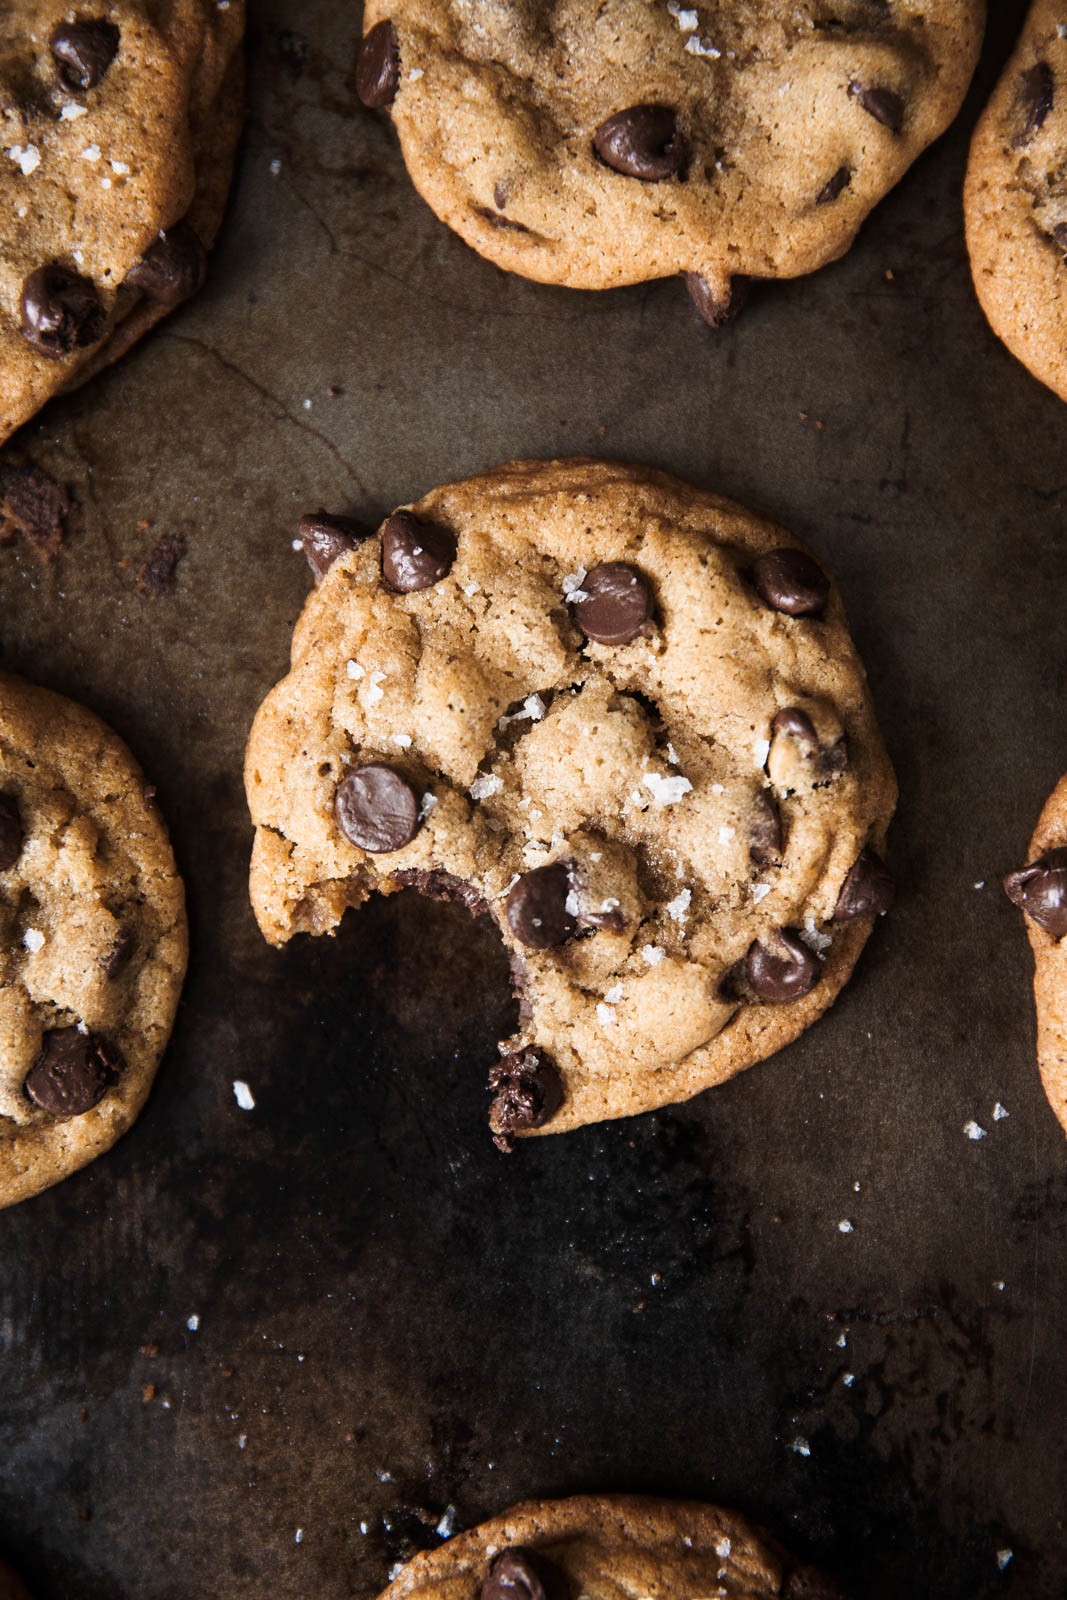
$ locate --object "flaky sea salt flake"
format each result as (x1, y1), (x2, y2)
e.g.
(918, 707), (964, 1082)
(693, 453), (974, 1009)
(643, 771), (693, 805)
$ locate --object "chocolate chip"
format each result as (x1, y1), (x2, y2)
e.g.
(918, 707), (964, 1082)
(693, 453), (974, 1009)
(593, 105), (685, 180)
(749, 549), (829, 617)
(1004, 847), (1067, 939)
(572, 561), (651, 645)
(50, 17), (120, 89)
(356, 20), (399, 109)
(750, 791), (782, 867)
(105, 929), (136, 978)
(482, 1547), (564, 1600)
(123, 221), (207, 306)
(1013, 61), (1053, 149)
(299, 510), (368, 582)
(772, 707), (817, 743)
(335, 764), (421, 853)
(20, 265), (105, 358)
(746, 930), (822, 1002)
(506, 863), (576, 950)
(848, 82), (904, 132)
(488, 1054), (563, 1152)
(1050, 221), (1067, 253)
(24, 1027), (122, 1118)
(381, 510), (455, 593)
(833, 848), (894, 920)
(0, 793), (23, 871)
(684, 272), (748, 328)
(816, 166), (851, 205)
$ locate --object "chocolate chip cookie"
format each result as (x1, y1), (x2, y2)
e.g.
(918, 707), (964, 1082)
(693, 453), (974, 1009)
(0, 1), (245, 444)
(1004, 773), (1067, 1138)
(377, 1494), (847, 1600)
(965, 0), (1067, 402)
(356, 1), (983, 320)
(0, 671), (188, 1209)
(246, 459), (896, 1143)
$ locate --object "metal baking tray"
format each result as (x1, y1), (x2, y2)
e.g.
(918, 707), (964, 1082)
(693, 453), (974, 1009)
(2, 2), (1065, 1595)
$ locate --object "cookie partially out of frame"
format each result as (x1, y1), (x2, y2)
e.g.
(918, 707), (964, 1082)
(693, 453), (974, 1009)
(356, 0), (983, 321)
(965, 0), (1067, 402)
(0, 671), (188, 1209)
(0, 1562), (31, 1600)
(1004, 772), (1067, 1137)
(0, 0), (245, 444)
(245, 458), (896, 1144)
(377, 1494), (847, 1600)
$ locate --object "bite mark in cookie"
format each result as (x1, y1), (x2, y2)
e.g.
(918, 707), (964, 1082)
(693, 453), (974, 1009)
(245, 459), (896, 1140)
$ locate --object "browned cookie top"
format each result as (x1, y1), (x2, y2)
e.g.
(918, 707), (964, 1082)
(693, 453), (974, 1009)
(965, 0), (1067, 403)
(0, 0), (245, 443)
(245, 459), (896, 1142)
(0, 671), (187, 1209)
(377, 1494), (847, 1600)
(359, 0), (983, 302)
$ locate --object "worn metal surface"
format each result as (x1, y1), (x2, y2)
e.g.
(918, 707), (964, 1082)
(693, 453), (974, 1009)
(1, 2), (1065, 1596)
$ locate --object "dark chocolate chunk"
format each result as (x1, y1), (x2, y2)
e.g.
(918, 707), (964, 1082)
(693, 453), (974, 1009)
(488, 1052), (563, 1152)
(1013, 61), (1053, 149)
(123, 221), (207, 306)
(572, 561), (651, 645)
(20, 265), (105, 358)
(299, 510), (368, 583)
(0, 793), (23, 871)
(356, 20), (400, 109)
(105, 929), (136, 978)
(833, 848), (894, 920)
(749, 549), (829, 617)
(750, 790), (782, 867)
(24, 1027), (122, 1118)
(1004, 847), (1067, 939)
(772, 707), (817, 743)
(481, 1547), (563, 1600)
(746, 930), (822, 1002)
(1050, 221), (1067, 253)
(381, 510), (456, 593)
(684, 272), (748, 328)
(506, 863), (576, 950)
(50, 17), (120, 89)
(848, 82), (904, 132)
(593, 105), (685, 180)
(0, 460), (73, 563)
(335, 764), (421, 853)
(136, 532), (186, 597)
(816, 166), (852, 205)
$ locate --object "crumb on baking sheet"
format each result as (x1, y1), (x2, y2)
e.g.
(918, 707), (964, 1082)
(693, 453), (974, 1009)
(136, 532), (187, 596)
(0, 458), (74, 561)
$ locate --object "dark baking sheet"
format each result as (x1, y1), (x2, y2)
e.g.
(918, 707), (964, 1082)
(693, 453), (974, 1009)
(2, 2), (1066, 1596)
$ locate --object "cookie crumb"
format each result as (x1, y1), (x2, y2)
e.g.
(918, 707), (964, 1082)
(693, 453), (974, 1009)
(0, 458), (74, 561)
(136, 532), (186, 596)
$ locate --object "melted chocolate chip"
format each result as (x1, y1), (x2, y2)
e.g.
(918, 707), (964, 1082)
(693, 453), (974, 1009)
(24, 1027), (122, 1118)
(335, 764), (421, 853)
(0, 793), (23, 871)
(299, 510), (368, 582)
(1050, 221), (1067, 253)
(746, 930), (822, 1002)
(572, 561), (651, 644)
(488, 1053), (563, 1152)
(1013, 61), (1053, 149)
(684, 272), (748, 328)
(123, 221), (207, 306)
(1004, 847), (1067, 939)
(816, 166), (852, 205)
(833, 848), (894, 920)
(482, 1547), (564, 1600)
(749, 549), (830, 617)
(848, 82), (904, 132)
(357, 20), (400, 109)
(506, 863), (576, 949)
(20, 265), (105, 358)
(381, 510), (456, 593)
(50, 17), (120, 89)
(593, 105), (685, 180)
(750, 790), (782, 867)
(772, 707), (817, 743)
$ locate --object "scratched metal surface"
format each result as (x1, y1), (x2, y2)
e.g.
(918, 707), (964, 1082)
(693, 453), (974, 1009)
(1, 2), (1065, 1596)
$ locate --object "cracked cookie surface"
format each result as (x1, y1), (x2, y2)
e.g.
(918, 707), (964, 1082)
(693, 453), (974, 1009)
(1004, 772), (1067, 1138)
(246, 459), (895, 1141)
(965, 0), (1067, 402)
(0, 671), (187, 1209)
(0, 0), (245, 444)
(358, 0), (983, 306)
(377, 1493), (846, 1600)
